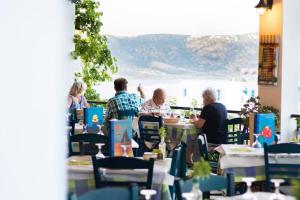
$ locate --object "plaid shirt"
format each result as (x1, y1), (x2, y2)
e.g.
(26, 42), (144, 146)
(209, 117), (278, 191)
(106, 91), (144, 120)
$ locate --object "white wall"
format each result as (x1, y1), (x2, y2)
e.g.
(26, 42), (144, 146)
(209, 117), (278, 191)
(0, 0), (74, 200)
(280, 0), (300, 141)
(258, 0), (300, 141)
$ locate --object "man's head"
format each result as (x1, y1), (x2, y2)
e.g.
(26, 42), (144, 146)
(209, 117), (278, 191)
(202, 88), (217, 106)
(153, 88), (167, 106)
(114, 78), (128, 92)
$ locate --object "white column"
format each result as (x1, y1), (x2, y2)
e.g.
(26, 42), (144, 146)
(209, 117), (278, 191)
(280, 0), (300, 141)
(0, 0), (74, 200)
(258, 0), (300, 142)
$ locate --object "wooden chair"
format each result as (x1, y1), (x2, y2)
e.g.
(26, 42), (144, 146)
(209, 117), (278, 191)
(264, 143), (300, 191)
(138, 115), (163, 155)
(226, 118), (249, 144)
(68, 133), (108, 157)
(169, 145), (182, 198)
(197, 134), (218, 173)
(174, 173), (235, 200)
(77, 184), (139, 200)
(92, 156), (154, 189)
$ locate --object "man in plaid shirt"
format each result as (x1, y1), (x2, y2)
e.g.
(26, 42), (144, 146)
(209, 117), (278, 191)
(106, 78), (145, 120)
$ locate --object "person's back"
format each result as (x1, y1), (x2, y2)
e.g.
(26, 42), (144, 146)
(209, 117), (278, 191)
(106, 78), (145, 120)
(200, 102), (227, 144)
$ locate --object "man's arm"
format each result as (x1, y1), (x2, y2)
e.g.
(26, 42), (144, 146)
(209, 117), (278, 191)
(192, 117), (206, 129)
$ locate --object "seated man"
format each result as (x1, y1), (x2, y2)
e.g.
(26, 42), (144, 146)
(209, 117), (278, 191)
(106, 78), (145, 120)
(192, 88), (227, 149)
(139, 88), (171, 117)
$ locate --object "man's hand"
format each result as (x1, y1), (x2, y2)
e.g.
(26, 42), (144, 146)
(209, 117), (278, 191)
(137, 84), (145, 99)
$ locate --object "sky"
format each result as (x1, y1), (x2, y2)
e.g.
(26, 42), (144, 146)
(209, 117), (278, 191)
(100, 0), (259, 36)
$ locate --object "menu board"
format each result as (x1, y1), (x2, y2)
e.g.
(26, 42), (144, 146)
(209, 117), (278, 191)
(258, 35), (279, 86)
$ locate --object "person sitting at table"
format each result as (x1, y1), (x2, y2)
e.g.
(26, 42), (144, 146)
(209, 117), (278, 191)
(139, 88), (171, 117)
(106, 77), (145, 120)
(67, 81), (90, 109)
(191, 87), (227, 149)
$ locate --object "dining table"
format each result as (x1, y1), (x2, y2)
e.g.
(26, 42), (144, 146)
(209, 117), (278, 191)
(216, 192), (296, 200)
(215, 144), (300, 182)
(67, 156), (174, 200)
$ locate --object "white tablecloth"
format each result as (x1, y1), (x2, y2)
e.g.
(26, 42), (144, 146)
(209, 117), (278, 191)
(215, 144), (300, 169)
(216, 192), (296, 200)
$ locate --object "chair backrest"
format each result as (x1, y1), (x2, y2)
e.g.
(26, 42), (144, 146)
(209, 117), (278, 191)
(226, 118), (249, 144)
(118, 109), (136, 120)
(177, 142), (187, 180)
(138, 115), (163, 154)
(169, 145), (183, 199)
(77, 184), (139, 200)
(174, 173), (235, 200)
(68, 108), (78, 136)
(197, 134), (209, 160)
(92, 156), (154, 189)
(264, 142), (300, 191)
(68, 134), (108, 157)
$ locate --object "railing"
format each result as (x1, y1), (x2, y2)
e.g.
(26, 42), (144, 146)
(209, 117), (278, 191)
(291, 114), (300, 131)
(87, 100), (241, 115)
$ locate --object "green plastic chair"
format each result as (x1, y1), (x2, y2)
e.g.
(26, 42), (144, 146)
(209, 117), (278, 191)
(264, 142), (300, 191)
(77, 184), (139, 200)
(174, 173), (235, 200)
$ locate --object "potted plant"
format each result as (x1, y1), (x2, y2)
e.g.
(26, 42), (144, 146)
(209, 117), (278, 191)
(239, 96), (280, 132)
(190, 159), (212, 199)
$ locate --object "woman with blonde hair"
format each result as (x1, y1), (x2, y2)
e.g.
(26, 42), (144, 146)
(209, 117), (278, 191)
(67, 81), (90, 109)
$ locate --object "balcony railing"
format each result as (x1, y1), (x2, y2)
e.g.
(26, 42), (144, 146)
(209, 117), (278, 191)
(87, 100), (241, 115)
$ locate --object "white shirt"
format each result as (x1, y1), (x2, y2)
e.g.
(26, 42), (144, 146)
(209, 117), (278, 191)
(139, 99), (171, 116)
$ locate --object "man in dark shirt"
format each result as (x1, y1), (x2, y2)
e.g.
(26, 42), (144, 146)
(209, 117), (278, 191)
(192, 88), (227, 149)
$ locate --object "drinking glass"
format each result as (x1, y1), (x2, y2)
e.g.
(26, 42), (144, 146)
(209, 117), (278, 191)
(252, 134), (262, 148)
(121, 144), (128, 157)
(95, 143), (105, 158)
(269, 179), (285, 200)
(182, 192), (198, 200)
(242, 177), (256, 200)
(140, 189), (156, 200)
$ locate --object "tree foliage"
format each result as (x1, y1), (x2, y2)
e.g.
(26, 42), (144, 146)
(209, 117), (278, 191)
(71, 0), (117, 100)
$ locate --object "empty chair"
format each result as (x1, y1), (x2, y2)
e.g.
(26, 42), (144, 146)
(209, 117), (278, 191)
(138, 115), (163, 155)
(169, 145), (182, 198)
(92, 156), (154, 189)
(68, 133), (108, 157)
(264, 143), (300, 191)
(77, 184), (139, 200)
(174, 173), (235, 200)
(226, 118), (249, 144)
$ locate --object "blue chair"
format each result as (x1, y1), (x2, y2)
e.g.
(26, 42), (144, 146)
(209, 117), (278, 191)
(177, 142), (187, 180)
(197, 134), (218, 173)
(77, 184), (139, 200)
(174, 173), (235, 200)
(118, 109), (137, 120)
(68, 133), (108, 157)
(169, 145), (182, 198)
(138, 115), (163, 155)
(226, 118), (249, 144)
(92, 156), (154, 189)
(264, 143), (300, 191)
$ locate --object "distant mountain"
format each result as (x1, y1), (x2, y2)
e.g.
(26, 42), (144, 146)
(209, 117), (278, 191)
(107, 33), (258, 81)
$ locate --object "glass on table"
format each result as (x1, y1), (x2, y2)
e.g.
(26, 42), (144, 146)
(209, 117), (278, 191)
(269, 179), (285, 200)
(252, 134), (262, 148)
(95, 143), (105, 158)
(242, 177), (256, 200)
(140, 189), (156, 200)
(121, 144), (128, 157)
